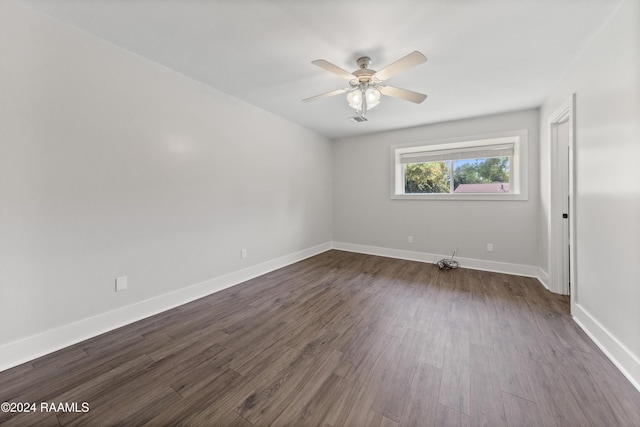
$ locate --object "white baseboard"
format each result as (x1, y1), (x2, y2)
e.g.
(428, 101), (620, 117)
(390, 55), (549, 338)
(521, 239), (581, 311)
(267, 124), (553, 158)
(536, 267), (550, 290)
(332, 241), (539, 278)
(572, 303), (640, 393)
(0, 242), (332, 373)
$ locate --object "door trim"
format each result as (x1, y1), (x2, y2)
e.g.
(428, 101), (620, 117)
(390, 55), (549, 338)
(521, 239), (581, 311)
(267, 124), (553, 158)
(548, 94), (576, 308)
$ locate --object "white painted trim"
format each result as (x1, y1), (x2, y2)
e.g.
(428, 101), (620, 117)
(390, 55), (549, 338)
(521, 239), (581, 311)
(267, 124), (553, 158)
(536, 267), (550, 291)
(567, 94), (577, 313)
(332, 242), (539, 278)
(573, 303), (640, 393)
(0, 242), (332, 373)
(547, 94), (576, 297)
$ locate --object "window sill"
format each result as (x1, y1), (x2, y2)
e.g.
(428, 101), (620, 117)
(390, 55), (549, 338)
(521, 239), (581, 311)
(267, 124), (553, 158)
(391, 193), (528, 201)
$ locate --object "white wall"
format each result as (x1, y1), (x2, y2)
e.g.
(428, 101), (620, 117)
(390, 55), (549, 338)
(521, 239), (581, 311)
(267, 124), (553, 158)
(333, 109), (540, 272)
(540, 0), (640, 388)
(0, 0), (332, 360)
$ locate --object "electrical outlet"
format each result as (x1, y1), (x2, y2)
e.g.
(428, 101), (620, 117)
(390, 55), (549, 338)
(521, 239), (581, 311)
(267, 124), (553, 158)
(408, 236), (414, 243)
(487, 243), (494, 252)
(115, 276), (127, 292)
(241, 249), (247, 259)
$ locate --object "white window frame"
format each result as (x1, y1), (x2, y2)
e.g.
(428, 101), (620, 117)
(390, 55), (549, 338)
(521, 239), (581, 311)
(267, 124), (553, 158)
(390, 130), (528, 201)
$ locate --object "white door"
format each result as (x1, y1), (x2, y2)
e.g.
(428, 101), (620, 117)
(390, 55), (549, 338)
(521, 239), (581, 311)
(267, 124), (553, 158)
(557, 120), (571, 292)
(549, 94), (575, 302)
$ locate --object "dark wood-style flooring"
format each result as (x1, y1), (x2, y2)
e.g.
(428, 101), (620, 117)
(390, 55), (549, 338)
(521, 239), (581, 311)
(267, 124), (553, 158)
(1, 250), (640, 426)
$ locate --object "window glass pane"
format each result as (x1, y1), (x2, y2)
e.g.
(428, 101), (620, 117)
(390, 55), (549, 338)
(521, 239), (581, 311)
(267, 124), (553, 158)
(404, 161), (450, 193)
(453, 157), (510, 193)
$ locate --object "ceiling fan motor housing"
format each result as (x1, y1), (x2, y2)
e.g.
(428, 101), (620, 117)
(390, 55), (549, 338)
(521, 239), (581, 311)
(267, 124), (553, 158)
(353, 57), (376, 84)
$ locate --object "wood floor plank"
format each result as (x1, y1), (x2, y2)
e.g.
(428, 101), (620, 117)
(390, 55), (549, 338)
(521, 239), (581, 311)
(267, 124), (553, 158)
(173, 345), (300, 415)
(522, 355), (592, 426)
(228, 337), (301, 378)
(0, 334), (169, 408)
(574, 349), (640, 426)
(362, 410), (400, 427)
(146, 327), (227, 362)
(435, 404), (471, 427)
(48, 354), (155, 421)
(269, 349), (344, 425)
(333, 325), (396, 382)
(30, 345), (89, 370)
(1, 250), (640, 426)
(236, 346), (338, 425)
(2, 411), (62, 427)
(468, 344), (508, 426)
(468, 299), (499, 349)
(398, 362), (442, 427)
(300, 374), (353, 427)
(57, 342), (226, 425)
(439, 327), (471, 416)
(372, 328), (423, 421)
(502, 392), (540, 427)
(492, 331), (537, 402)
(340, 336), (403, 427)
(65, 385), (181, 427)
(143, 368), (243, 426)
(418, 308), (451, 369)
(557, 348), (631, 427)
(219, 318), (306, 369)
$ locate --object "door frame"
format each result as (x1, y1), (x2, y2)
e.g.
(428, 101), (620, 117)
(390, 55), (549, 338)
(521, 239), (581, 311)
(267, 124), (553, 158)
(548, 94), (576, 308)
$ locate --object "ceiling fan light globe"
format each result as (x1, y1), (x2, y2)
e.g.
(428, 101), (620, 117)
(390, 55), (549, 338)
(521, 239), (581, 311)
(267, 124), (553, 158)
(365, 87), (381, 102)
(364, 88), (381, 109)
(347, 91), (362, 109)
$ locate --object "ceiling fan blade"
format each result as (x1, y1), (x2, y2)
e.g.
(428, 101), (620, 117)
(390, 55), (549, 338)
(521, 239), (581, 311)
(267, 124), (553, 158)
(374, 51), (427, 82)
(311, 60), (355, 80)
(379, 86), (427, 104)
(302, 88), (348, 103)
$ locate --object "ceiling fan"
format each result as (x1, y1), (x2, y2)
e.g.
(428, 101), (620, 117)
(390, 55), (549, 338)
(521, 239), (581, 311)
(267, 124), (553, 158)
(303, 51), (428, 122)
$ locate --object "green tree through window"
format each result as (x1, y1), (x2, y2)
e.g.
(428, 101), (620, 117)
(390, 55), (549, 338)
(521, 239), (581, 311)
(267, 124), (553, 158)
(404, 161), (450, 193)
(453, 157), (509, 190)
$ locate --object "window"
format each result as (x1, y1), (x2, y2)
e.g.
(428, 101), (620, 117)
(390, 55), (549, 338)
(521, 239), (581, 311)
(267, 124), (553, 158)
(391, 131), (528, 200)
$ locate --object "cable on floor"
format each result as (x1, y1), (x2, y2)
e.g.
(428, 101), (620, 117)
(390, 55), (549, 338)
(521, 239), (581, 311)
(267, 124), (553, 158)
(436, 248), (459, 270)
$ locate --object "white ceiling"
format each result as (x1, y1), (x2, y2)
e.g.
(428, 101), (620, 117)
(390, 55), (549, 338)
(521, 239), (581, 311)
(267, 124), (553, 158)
(18, 0), (622, 139)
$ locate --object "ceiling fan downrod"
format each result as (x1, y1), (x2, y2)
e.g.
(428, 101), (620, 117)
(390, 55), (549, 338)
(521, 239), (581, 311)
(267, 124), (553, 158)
(356, 56), (371, 69)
